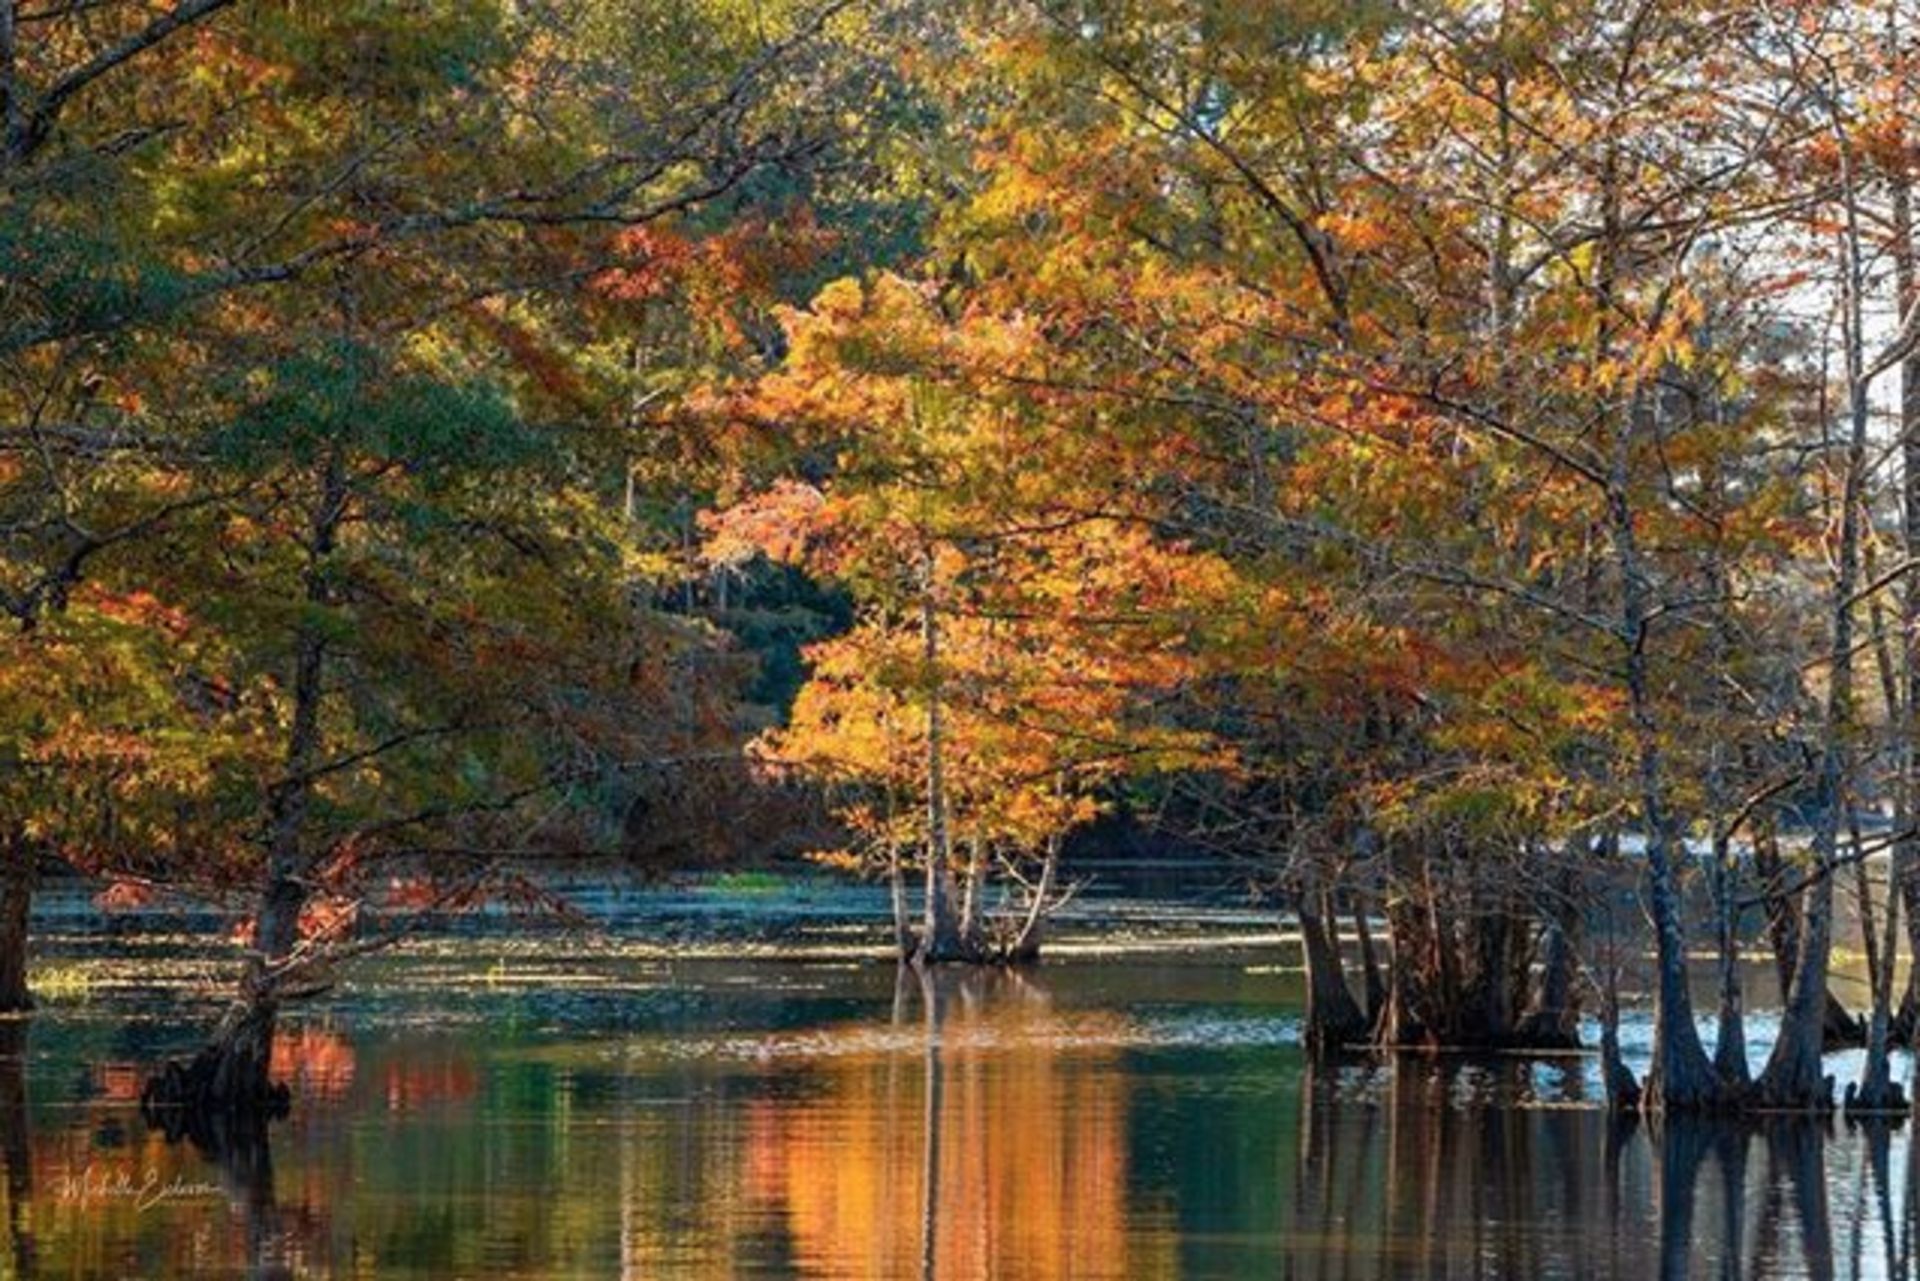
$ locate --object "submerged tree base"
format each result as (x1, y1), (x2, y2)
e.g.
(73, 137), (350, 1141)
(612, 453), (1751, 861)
(140, 1051), (291, 1120)
(1641, 1074), (1765, 1116)
(141, 998), (291, 1122)
(1511, 1011), (1583, 1052)
(905, 905), (1053, 968)
(1370, 1012), (1587, 1056)
(142, 1077), (284, 1215)
(909, 937), (1043, 969)
(1843, 1079), (1912, 1118)
(1365, 1031), (1586, 1056)
(1821, 996), (1869, 1050)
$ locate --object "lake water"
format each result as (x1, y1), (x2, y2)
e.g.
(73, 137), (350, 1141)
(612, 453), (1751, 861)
(4, 939), (1917, 1279)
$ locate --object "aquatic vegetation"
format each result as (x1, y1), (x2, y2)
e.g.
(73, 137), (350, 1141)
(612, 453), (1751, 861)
(704, 871), (790, 897)
(30, 965), (93, 1004)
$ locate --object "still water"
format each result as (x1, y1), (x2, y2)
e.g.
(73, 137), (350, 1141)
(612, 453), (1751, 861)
(3, 942), (1917, 1279)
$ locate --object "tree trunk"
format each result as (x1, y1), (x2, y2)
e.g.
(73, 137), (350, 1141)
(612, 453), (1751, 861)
(1851, 803), (1907, 1111)
(916, 582), (967, 966)
(0, 846), (33, 1014)
(1006, 835), (1059, 963)
(1850, 871), (1908, 1114)
(1756, 818), (1862, 1051)
(1352, 894), (1387, 1028)
(1710, 826), (1749, 1086)
(888, 841), (913, 962)
(1377, 848), (1441, 1049)
(1378, 891), (1430, 1049)
(1464, 900), (1516, 1045)
(1857, 116), (1920, 1115)
(151, 450), (345, 1116)
(1599, 960), (1641, 1112)
(148, 823), (309, 1116)
(1760, 176), (1871, 1112)
(1895, 877), (1920, 1044)
(1468, 884), (1532, 1047)
(1591, 116), (1722, 1108)
(1852, 776), (1908, 1110)
(1754, 824), (1798, 1004)
(1300, 889), (1367, 1055)
(1612, 405), (1722, 1110)
(958, 832), (987, 952)
(141, 954), (292, 1141)
(1899, 112), (1920, 1054)
(919, 861), (965, 965)
(1518, 906), (1582, 1051)
(1855, 814), (1881, 1004)
(1698, 320), (1749, 1087)
(1755, 716), (1841, 1106)
(1426, 858), (1461, 1040)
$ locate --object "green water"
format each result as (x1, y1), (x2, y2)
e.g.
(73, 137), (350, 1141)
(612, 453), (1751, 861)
(1, 945), (1913, 1278)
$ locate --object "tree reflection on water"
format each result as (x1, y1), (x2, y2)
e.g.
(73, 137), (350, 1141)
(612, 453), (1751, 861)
(0, 963), (1915, 1278)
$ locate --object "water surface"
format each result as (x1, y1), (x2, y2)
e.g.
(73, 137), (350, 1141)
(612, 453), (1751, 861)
(4, 944), (1916, 1278)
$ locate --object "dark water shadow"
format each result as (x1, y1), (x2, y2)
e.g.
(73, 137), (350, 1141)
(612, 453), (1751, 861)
(1276, 1053), (1893, 1280)
(0, 1020), (32, 1279)
(1648, 1114), (1827, 1281)
(144, 1097), (290, 1279)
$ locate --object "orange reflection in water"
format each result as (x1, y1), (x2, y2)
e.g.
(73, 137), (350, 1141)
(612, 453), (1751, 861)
(84, 1025), (359, 1111)
(270, 1026), (356, 1102)
(379, 1056), (479, 1112)
(710, 970), (1168, 1281)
